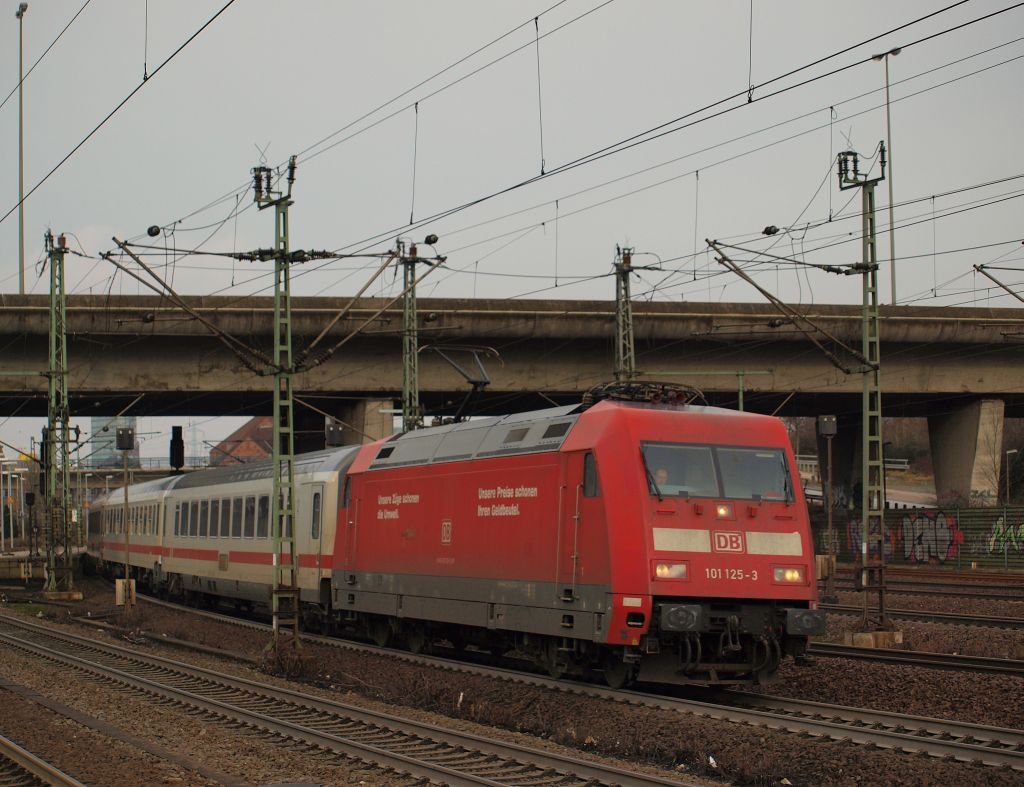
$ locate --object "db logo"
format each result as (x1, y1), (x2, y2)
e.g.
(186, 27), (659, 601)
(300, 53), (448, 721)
(440, 519), (453, 545)
(712, 531), (745, 553)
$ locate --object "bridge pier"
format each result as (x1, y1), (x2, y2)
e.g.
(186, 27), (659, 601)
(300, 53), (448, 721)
(294, 398), (394, 453)
(927, 398), (1004, 504)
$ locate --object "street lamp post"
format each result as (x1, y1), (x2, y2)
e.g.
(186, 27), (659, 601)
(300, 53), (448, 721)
(872, 46), (900, 304)
(1006, 449), (1018, 505)
(16, 2), (28, 295)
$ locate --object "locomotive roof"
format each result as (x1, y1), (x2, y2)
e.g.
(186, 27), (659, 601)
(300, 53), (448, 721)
(173, 444), (361, 490)
(370, 404), (583, 469)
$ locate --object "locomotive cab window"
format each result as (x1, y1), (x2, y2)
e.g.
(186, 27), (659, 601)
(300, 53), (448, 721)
(342, 478), (351, 509)
(583, 453), (600, 497)
(641, 442), (793, 503)
(642, 443), (718, 498)
(717, 447), (791, 502)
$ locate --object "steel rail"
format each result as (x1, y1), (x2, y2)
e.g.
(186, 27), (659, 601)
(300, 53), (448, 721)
(717, 690), (1024, 766)
(821, 579), (1024, 601)
(0, 614), (691, 787)
(820, 603), (1024, 629)
(123, 590), (1024, 769)
(0, 732), (86, 787)
(808, 642), (1024, 676)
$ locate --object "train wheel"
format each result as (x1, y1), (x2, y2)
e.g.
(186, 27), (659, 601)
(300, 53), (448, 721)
(603, 656), (634, 689)
(404, 622), (428, 654)
(543, 639), (566, 679)
(369, 617), (391, 648)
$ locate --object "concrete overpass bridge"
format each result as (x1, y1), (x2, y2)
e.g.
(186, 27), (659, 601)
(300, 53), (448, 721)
(1, 294), (1022, 500)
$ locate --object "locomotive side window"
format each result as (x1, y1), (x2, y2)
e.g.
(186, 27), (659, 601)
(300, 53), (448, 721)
(231, 497), (243, 538)
(209, 500), (220, 538)
(219, 499), (231, 538)
(583, 453), (600, 497)
(311, 492), (322, 540)
(189, 501), (199, 537)
(256, 496), (270, 539)
(342, 478), (351, 509)
(244, 496), (256, 539)
(199, 501), (209, 538)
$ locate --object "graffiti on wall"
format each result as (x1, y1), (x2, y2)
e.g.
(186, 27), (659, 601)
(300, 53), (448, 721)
(898, 511), (964, 563)
(840, 509), (968, 565)
(988, 516), (1024, 554)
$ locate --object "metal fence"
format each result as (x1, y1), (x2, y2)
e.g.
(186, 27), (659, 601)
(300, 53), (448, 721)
(812, 505), (1024, 571)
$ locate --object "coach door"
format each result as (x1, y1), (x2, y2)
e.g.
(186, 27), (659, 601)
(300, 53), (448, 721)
(341, 475), (358, 577)
(307, 484), (325, 584)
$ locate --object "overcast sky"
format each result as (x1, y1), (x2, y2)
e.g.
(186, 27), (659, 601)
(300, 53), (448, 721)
(1, 0), (1022, 457)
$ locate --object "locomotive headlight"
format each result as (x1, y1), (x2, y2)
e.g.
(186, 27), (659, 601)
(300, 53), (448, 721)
(652, 561), (689, 580)
(773, 566), (805, 583)
(715, 503), (734, 519)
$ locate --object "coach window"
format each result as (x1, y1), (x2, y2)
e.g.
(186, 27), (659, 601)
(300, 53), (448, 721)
(189, 501), (199, 537)
(244, 496), (256, 539)
(219, 498), (231, 538)
(199, 500), (209, 538)
(231, 497), (243, 538)
(209, 500), (220, 539)
(583, 452), (600, 497)
(256, 496), (270, 539)
(311, 492), (322, 540)
(173, 504), (180, 536)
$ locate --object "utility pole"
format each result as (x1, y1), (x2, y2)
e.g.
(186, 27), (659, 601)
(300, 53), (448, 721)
(838, 146), (889, 632)
(253, 158), (301, 661)
(399, 234), (441, 432)
(42, 231), (77, 597)
(401, 241), (423, 432)
(614, 246), (636, 383)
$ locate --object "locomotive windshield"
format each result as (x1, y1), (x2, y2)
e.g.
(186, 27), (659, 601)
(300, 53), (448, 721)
(642, 442), (792, 502)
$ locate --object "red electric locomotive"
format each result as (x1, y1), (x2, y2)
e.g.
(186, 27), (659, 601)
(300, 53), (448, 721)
(332, 383), (824, 686)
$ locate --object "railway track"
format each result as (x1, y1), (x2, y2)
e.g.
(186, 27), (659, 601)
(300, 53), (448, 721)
(0, 613), (691, 787)
(820, 603), (1024, 629)
(808, 642), (1024, 677)
(713, 691), (1024, 769)
(821, 579), (1024, 602)
(0, 732), (85, 787)
(18, 602), (1024, 772)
